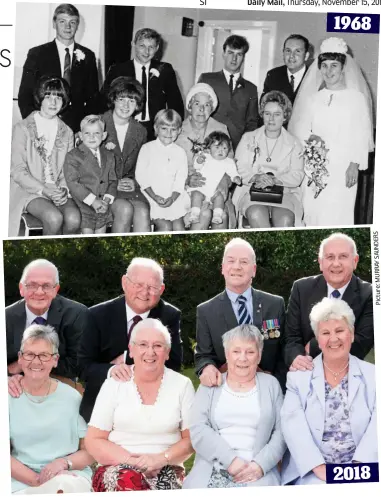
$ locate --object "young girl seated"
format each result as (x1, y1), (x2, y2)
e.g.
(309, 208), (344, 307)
(188, 131), (240, 225)
(9, 76), (81, 237)
(135, 109), (189, 232)
(103, 76), (151, 233)
(64, 115), (117, 234)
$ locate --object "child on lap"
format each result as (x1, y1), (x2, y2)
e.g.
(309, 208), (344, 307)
(64, 115), (117, 234)
(136, 109), (189, 232)
(188, 131), (240, 225)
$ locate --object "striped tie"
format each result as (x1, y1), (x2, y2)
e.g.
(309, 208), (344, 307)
(237, 295), (251, 325)
(63, 48), (71, 85)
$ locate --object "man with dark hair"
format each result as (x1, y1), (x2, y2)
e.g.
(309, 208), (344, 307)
(100, 28), (184, 141)
(18, 3), (99, 133)
(198, 34), (258, 150)
(262, 34), (310, 104)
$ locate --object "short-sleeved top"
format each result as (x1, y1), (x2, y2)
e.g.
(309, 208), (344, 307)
(9, 381), (92, 493)
(89, 367), (195, 453)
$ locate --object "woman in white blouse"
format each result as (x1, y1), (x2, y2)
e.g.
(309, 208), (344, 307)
(9, 76), (81, 237)
(85, 318), (195, 491)
(184, 325), (285, 489)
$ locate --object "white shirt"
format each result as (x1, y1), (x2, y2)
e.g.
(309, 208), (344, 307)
(115, 121), (130, 150)
(25, 305), (48, 329)
(90, 368), (195, 453)
(223, 69), (240, 91)
(55, 38), (74, 77)
(327, 282), (350, 299)
(226, 286), (253, 323)
(287, 65), (306, 91)
(133, 59), (150, 121)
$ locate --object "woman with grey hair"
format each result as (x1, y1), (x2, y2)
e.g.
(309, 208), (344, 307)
(281, 298), (377, 485)
(9, 325), (93, 494)
(85, 318), (195, 491)
(233, 90), (304, 228)
(176, 82), (233, 230)
(184, 324), (285, 489)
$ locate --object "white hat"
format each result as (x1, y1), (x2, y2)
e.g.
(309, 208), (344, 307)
(185, 83), (218, 112)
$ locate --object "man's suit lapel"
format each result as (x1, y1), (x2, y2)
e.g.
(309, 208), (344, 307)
(113, 296), (129, 350)
(295, 66), (308, 93)
(70, 43), (85, 85)
(46, 41), (62, 76)
(219, 291), (238, 330)
(47, 296), (63, 331)
(11, 301), (27, 355)
(310, 275), (327, 307)
(79, 144), (102, 176)
(216, 71), (232, 102)
(251, 288), (264, 329)
(342, 275), (358, 309)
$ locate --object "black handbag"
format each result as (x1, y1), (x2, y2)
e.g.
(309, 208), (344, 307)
(249, 183), (284, 204)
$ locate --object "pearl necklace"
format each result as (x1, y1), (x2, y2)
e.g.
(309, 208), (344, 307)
(22, 379), (52, 404)
(323, 361), (349, 380)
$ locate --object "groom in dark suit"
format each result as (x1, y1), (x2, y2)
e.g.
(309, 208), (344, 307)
(195, 238), (287, 390)
(262, 34), (310, 104)
(18, 3), (99, 132)
(284, 233), (373, 371)
(100, 28), (184, 141)
(198, 35), (258, 151)
(6, 259), (89, 395)
(78, 257), (183, 421)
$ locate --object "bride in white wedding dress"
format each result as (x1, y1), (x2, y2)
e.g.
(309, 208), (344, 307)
(288, 37), (374, 227)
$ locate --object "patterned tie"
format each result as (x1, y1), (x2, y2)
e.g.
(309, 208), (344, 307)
(93, 151), (101, 167)
(141, 66), (147, 121)
(237, 295), (251, 325)
(290, 74), (295, 92)
(33, 316), (47, 325)
(126, 315), (143, 365)
(331, 289), (341, 299)
(229, 74), (234, 95)
(63, 48), (71, 85)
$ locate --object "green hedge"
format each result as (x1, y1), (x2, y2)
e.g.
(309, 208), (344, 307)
(3, 228), (372, 365)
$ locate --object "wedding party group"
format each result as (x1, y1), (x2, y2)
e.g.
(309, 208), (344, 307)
(9, 3), (376, 237)
(6, 233), (377, 492)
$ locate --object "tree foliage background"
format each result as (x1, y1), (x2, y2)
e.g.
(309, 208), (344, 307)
(3, 228), (372, 365)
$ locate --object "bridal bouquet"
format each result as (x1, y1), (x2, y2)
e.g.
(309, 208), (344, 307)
(302, 134), (329, 198)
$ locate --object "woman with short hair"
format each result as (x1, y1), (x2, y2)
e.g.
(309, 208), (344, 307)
(85, 318), (195, 491)
(184, 324), (285, 489)
(281, 298), (378, 485)
(233, 90), (304, 228)
(9, 325), (93, 494)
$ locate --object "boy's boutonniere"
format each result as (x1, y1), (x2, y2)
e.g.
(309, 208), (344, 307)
(149, 68), (160, 79)
(105, 142), (116, 150)
(74, 48), (85, 62)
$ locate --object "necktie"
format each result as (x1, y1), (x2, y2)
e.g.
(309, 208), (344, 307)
(229, 74), (234, 95)
(126, 315), (143, 365)
(33, 316), (47, 325)
(331, 289), (341, 299)
(290, 74), (295, 92)
(237, 295), (251, 325)
(93, 151), (100, 167)
(63, 48), (71, 85)
(141, 66), (147, 121)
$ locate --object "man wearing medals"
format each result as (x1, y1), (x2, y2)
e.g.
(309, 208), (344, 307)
(195, 237), (287, 390)
(284, 232), (373, 372)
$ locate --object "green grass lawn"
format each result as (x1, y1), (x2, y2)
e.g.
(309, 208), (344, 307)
(181, 367), (199, 473)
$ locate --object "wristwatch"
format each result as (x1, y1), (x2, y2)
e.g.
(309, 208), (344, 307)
(64, 458), (73, 470)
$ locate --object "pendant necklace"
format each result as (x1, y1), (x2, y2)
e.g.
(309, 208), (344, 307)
(22, 378), (52, 404)
(323, 361), (349, 380)
(265, 136), (279, 162)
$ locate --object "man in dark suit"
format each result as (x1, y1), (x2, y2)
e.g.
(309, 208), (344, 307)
(7, 259), (89, 395)
(18, 3), (99, 132)
(284, 233), (373, 371)
(195, 238), (287, 390)
(198, 35), (258, 151)
(262, 34), (310, 105)
(100, 28), (184, 141)
(78, 257), (183, 421)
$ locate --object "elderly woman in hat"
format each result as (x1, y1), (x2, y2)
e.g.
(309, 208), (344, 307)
(176, 83), (233, 230)
(9, 324), (93, 494)
(281, 298), (377, 485)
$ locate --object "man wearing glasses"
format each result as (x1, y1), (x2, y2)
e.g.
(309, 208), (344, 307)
(78, 257), (182, 422)
(6, 258), (89, 395)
